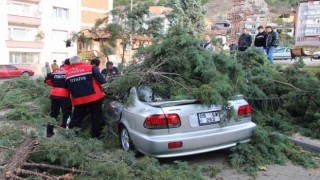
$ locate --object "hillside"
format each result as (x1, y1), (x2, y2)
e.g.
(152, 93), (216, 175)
(203, 0), (294, 20)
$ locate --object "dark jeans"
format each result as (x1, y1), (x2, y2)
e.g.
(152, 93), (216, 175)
(50, 96), (72, 128)
(69, 98), (104, 138)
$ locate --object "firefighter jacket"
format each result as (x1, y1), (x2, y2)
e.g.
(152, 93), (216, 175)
(45, 65), (70, 98)
(65, 63), (106, 105)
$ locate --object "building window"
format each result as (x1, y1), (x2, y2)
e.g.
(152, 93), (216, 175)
(8, 27), (36, 41)
(9, 52), (40, 64)
(78, 42), (92, 51)
(9, 2), (29, 16)
(51, 30), (68, 42)
(52, 7), (69, 20)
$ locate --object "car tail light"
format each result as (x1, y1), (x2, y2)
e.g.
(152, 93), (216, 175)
(238, 105), (252, 117)
(144, 114), (181, 129)
(168, 141), (183, 149)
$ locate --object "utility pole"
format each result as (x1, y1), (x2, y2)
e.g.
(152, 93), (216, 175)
(128, 0), (133, 62)
(228, 0), (245, 42)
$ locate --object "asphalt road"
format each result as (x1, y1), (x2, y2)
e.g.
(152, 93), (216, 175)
(159, 148), (320, 180)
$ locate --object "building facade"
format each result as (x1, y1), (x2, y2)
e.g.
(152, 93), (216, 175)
(296, 0), (320, 46)
(242, 14), (269, 38)
(0, 0), (113, 75)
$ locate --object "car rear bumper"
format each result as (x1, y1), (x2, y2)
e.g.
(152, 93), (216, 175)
(129, 122), (256, 158)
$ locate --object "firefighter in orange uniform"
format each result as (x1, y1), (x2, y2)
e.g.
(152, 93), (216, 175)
(45, 59), (72, 137)
(66, 56), (107, 138)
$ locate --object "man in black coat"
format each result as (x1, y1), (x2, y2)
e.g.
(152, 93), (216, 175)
(265, 26), (279, 64)
(254, 26), (266, 53)
(238, 28), (252, 51)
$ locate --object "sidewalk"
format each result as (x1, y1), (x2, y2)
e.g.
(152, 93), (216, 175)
(274, 58), (320, 66)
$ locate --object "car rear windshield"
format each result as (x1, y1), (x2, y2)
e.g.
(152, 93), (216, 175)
(137, 86), (194, 102)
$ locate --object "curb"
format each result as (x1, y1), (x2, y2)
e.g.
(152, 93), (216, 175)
(288, 136), (320, 154)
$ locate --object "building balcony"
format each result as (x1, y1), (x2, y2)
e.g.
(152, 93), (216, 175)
(305, 32), (320, 36)
(295, 41), (320, 46)
(8, 14), (41, 26)
(307, 14), (320, 18)
(6, 40), (44, 49)
(16, 0), (41, 3)
(306, 24), (320, 28)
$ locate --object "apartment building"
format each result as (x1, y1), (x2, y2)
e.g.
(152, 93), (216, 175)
(0, 0), (113, 75)
(242, 13), (269, 38)
(296, 0), (320, 46)
(77, 0), (113, 63)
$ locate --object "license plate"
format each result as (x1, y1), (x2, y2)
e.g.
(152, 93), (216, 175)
(198, 111), (220, 126)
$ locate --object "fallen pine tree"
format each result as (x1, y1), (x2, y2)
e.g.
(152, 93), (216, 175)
(0, 0), (319, 177)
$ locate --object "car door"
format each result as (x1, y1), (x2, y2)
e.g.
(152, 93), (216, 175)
(284, 48), (291, 59)
(274, 48), (285, 60)
(5, 65), (21, 77)
(0, 65), (9, 78)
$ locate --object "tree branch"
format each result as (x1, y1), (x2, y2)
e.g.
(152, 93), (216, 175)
(0, 145), (15, 151)
(270, 80), (304, 91)
(17, 168), (55, 180)
(22, 163), (87, 174)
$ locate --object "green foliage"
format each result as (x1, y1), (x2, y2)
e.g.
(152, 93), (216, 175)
(202, 166), (221, 178)
(0, 77), (49, 110)
(0, 126), (25, 161)
(265, 0), (299, 7)
(230, 127), (319, 176)
(167, 0), (206, 37)
(31, 134), (204, 179)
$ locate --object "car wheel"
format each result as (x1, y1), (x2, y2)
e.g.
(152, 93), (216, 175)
(119, 126), (134, 151)
(22, 72), (30, 77)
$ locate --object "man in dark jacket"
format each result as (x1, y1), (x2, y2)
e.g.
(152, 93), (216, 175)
(265, 26), (279, 64)
(66, 56), (107, 138)
(45, 59), (72, 137)
(254, 26), (266, 53)
(101, 61), (120, 78)
(238, 28), (252, 51)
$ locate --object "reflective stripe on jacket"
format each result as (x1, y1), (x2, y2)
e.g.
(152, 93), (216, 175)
(45, 65), (70, 98)
(66, 63), (106, 106)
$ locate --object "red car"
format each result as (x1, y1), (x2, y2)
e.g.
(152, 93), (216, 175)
(0, 65), (34, 78)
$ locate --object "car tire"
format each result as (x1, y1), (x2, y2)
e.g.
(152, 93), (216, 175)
(119, 126), (134, 151)
(22, 72), (30, 77)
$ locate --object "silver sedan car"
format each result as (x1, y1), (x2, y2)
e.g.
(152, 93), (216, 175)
(106, 87), (256, 158)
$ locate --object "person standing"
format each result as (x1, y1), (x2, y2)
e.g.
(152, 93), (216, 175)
(101, 61), (120, 78)
(238, 28), (252, 52)
(91, 58), (101, 71)
(44, 59), (72, 137)
(254, 26), (266, 53)
(51, 60), (59, 71)
(229, 41), (237, 57)
(200, 35), (215, 53)
(42, 62), (51, 77)
(265, 26), (279, 64)
(66, 56), (107, 138)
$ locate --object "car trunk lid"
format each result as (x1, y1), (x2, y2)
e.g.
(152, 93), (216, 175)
(152, 99), (249, 134)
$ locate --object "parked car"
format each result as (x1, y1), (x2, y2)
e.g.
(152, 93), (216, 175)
(273, 47), (291, 60)
(0, 65), (34, 78)
(106, 87), (256, 158)
(313, 51), (320, 59)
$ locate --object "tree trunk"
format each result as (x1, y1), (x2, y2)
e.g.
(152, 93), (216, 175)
(2, 137), (38, 179)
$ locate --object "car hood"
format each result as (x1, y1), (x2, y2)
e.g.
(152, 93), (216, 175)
(313, 51), (320, 55)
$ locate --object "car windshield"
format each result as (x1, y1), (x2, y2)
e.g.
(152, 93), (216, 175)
(275, 48), (285, 53)
(137, 86), (194, 102)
